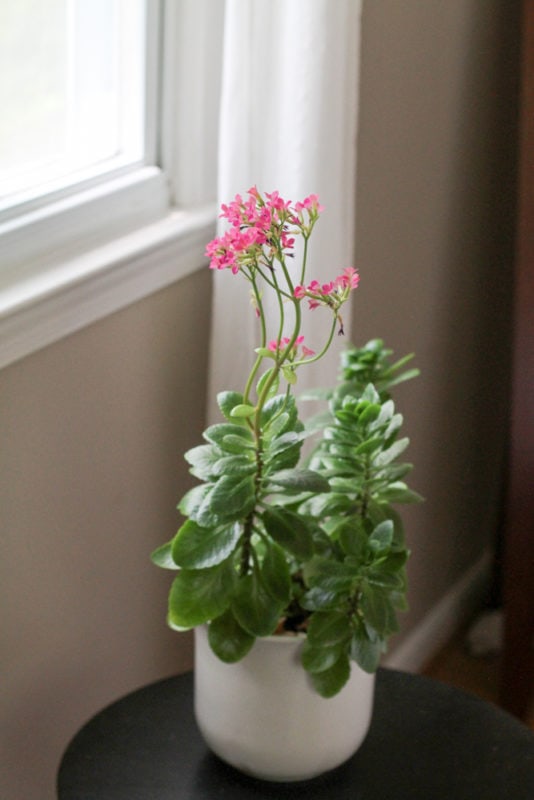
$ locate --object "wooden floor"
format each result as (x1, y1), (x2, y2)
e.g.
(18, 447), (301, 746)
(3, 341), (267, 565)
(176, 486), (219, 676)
(423, 625), (534, 731)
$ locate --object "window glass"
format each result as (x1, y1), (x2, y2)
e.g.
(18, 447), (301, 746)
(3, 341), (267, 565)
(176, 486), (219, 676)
(0, 0), (146, 214)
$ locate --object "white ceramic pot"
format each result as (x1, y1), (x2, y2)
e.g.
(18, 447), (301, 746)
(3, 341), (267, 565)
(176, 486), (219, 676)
(194, 625), (375, 782)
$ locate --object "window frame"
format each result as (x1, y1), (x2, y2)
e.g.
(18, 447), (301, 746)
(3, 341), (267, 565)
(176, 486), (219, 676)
(0, 0), (225, 370)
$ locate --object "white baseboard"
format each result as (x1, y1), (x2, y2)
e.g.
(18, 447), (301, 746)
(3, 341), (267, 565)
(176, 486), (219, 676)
(383, 547), (494, 673)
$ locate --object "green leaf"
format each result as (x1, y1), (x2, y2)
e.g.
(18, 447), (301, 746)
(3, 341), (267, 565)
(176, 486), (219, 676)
(150, 541), (179, 570)
(371, 399), (394, 428)
(167, 560), (234, 629)
(267, 446), (303, 473)
(368, 520), (394, 554)
(266, 469), (330, 493)
(254, 347), (277, 359)
(208, 474), (256, 520)
(374, 438), (409, 467)
(178, 483), (212, 518)
(211, 454), (256, 478)
(301, 585), (348, 611)
(184, 444), (221, 480)
(194, 487), (224, 529)
(208, 610), (255, 662)
(263, 412), (290, 440)
(301, 638), (343, 673)
(217, 391), (245, 421)
(375, 462), (413, 482)
(231, 570), (282, 637)
(328, 477), (360, 494)
(221, 434), (257, 454)
(336, 518), (369, 559)
(383, 413), (404, 440)
(307, 559), (358, 585)
(203, 423), (253, 449)
(261, 541), (291, 604)
(367, 568), (404, 590)
(377, 482), (424, 504)
(384, 352), (416, 375)
(355, 437), (383, 455)
(282, 365), (297, 385)
(378, 550), (409, 572)
(306, 610), (352, 647)
(262, 507), (315, 560)
(384, 367), (420, 389)
(265, 431), (307, 458)
(350, 628), (383, 673)
(309, 653), (351, 698)
(171, 520), (241, 569)
(390, 587), (409, 611)
(230, 403), (256, 418)
(256, 367), (280, 400)
(303, 493), (354, 519)
(358, 403), (382, 424)
(360, 583), (399, 636)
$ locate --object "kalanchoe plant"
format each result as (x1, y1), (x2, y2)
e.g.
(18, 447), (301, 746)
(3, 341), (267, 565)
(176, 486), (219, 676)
(338, 338), (420, 400)
(152, 187), (420, 697)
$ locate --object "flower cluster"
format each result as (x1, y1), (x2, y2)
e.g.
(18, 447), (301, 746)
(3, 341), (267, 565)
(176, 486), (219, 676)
(268, 336), (315, 362)
(294, 267), (360, 311)
(205, 186), (359, 379)
(205, 187), (322, 274)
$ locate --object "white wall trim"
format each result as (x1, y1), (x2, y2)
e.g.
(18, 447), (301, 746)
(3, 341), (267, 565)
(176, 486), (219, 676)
(384, 547), (494, 673)
(0, 204), (216, 371)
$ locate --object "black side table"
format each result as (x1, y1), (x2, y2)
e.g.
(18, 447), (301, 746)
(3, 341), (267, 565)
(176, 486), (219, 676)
(57, 668), (534, 800)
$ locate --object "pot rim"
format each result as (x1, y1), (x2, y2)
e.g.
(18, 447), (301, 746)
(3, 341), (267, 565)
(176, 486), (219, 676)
(197, 624), (307, 645)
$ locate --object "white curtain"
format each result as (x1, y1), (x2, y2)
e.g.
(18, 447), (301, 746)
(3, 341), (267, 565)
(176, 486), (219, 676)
(208, 0), (362, 420)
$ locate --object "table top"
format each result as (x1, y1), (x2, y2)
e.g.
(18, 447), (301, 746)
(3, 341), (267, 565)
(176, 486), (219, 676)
(57, 668), (534, 800)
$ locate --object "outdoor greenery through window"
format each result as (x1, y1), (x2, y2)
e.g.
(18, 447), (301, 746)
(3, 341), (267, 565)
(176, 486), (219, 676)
(0, 0), (147, 218)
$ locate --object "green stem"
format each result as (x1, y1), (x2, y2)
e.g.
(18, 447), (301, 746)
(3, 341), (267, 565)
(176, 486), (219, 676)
(238, 226), (314, 574)
(292, 314), (338, 368)
(271, 268), (286, 349)
(255, 263), (293, 299)
(300, 235), (309, 285)
(243, 272), (267, 406)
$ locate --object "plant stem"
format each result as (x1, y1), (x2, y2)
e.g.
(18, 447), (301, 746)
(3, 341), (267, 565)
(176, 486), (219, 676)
(292, 315), (338, 368)
(243, 272), (266, 406)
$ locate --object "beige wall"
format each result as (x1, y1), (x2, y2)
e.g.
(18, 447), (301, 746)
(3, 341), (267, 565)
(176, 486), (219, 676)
(1, 270), (211, 799)
(353, 0), (519, 638)
(1, 2), (520, 798)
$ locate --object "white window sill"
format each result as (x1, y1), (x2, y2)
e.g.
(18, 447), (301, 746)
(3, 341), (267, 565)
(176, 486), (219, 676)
(0, 203), (217, 371)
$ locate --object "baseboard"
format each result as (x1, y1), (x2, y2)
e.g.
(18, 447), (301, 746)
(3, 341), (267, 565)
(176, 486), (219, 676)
(383, 547), (494, 673)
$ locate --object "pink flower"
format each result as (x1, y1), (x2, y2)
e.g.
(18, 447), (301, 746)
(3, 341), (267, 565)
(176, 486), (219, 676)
(267, 335), (314, 360)
(295, 194), (324, 214)
(281, 233), (295, 250)
(336, 267), (360, 289)
(265, 190), (291, 212)
(321, 281), (335, 295)
(291, 267), (360, 313)
(209, 189), (343, 284)
(268, 337), (291, 352)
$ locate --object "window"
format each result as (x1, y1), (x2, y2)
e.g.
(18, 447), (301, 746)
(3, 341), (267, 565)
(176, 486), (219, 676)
(0, 0), (147, 216)
(0, 0), (225, 369)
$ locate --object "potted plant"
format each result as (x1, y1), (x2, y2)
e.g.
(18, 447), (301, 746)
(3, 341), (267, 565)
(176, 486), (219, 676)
(152, 188), (420, 782)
